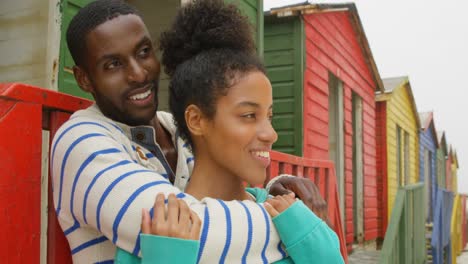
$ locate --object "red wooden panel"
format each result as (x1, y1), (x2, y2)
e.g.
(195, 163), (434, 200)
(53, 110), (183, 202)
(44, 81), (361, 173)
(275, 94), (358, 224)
(0, 83), (92, 112)
(0, 100), (42, 262)
(375, 102), (387, 239)
(268, 151), (348, 262)
(48, 111), (74, 264)
(0, 83), (92, 263)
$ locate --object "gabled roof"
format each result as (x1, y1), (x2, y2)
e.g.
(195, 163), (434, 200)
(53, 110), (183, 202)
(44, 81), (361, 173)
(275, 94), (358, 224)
(382, 76), (408, 93)
(419, 112), (432, 129)
(419, 111), (439, 148)
(452, 149), (459, 169)
(265, 2), (384, 93)
(377, 76), (421, 129)
(437, 130), (448, 155)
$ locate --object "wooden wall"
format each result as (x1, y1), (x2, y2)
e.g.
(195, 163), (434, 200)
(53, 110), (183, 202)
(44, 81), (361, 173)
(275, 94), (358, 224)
(0, 0), (50, 87)
(302, 11), (378, 246)
(385, 84), (419, 219)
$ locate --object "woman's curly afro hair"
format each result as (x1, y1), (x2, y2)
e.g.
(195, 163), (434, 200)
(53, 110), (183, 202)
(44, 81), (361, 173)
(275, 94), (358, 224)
(160, 0), (266, 150)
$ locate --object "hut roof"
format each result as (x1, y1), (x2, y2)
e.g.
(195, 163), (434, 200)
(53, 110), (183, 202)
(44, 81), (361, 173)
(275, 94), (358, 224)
(419, 111), (439, 148)
(266, 2), (384, 93)
(378, 76), (420, 128)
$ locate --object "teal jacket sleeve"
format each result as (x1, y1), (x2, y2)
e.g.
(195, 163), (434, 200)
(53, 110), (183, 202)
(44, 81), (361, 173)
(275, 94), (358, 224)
(114, 235), (200, 264)
(272, 201), (344, 264)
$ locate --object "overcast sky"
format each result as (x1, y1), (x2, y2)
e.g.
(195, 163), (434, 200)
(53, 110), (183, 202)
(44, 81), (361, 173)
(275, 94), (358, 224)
(265, 0), (467, 193)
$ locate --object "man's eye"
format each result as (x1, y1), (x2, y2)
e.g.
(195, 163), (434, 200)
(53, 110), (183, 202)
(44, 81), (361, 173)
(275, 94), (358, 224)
(138, 46), (151, 57)
(105, 60), (121, 70)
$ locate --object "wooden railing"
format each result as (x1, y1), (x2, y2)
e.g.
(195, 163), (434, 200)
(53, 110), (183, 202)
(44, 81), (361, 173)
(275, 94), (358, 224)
(379, 183), (426, 264)
(267, 151), (349, 263)
(431, 188), (454, 264)
(0, 83), (92, 263)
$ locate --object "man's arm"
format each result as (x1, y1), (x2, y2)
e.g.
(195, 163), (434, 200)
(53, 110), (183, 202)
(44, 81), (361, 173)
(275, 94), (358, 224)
(268, 175), (330, 224)
(51, 118), (285, 262)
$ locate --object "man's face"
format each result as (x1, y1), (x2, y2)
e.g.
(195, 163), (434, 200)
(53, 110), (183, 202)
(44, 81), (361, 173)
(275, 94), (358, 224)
(79, 14), (160, 126)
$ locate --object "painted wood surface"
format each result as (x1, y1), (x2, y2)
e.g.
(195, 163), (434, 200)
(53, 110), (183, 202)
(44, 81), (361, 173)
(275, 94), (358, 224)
(379, 183), (426, 264)
(436, 131), (448, 189)
(265, 8), (380, 248)
(225, 0), (264, 55)
(418, 113), (437, 222)
(451, 151), (458, 193)
(0, 83), (93, 263)
(265, 18), (304, 156)
(376, 101), (388, 239)
(0, 0), (50, 87)
(302, 11), (379, 246)
(431, 188), (454, 264)
(446, 149), (453, 191)
(378, 79), (420, 222)
(267, 151), (349, 263)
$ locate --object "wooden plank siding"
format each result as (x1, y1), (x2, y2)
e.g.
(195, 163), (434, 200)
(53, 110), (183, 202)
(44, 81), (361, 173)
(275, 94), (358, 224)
(302, 12), (378, 247)
(446, 150), (453, 191)
(0, 0), (51, 87)
(265, 18), (304, 156)
(418, 114), (438, 223)
(376, 101), (388, 239)
(224, 0), (263, 55)
(451, 151), (458, 193)
(437, 132), (448, 189)
(380, 81), (420, 223)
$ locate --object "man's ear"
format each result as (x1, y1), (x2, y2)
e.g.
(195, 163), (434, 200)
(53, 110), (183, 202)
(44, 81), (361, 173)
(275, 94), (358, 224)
(185, 104), (205, 137)
(73, 65), (94, 94)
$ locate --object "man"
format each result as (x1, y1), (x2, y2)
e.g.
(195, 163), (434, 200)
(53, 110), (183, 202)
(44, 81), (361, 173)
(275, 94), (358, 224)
(51, 0), (329, 262)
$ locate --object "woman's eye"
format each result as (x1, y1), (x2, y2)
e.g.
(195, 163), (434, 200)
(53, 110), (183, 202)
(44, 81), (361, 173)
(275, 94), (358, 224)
(243, 113), (256, 119)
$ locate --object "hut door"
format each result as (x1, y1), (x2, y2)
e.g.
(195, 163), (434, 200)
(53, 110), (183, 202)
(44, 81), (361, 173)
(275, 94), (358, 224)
(328, 73), (345, 226)
(352, 93), (364, 243)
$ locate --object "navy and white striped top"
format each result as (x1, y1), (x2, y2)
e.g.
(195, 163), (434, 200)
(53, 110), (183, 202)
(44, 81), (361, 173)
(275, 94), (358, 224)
(51, 104), (286, 263)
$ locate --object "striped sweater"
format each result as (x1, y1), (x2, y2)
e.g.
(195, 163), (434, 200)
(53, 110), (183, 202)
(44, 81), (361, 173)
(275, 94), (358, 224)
(51, 104), (285, 263)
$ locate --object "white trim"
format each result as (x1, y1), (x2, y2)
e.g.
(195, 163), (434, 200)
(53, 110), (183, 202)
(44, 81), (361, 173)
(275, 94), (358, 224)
(45, 0), (62, 91)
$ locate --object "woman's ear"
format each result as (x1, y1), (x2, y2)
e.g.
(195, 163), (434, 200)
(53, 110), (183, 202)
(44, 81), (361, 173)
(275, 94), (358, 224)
(73, 66), (94, 94)
(185, 104), (205, 136)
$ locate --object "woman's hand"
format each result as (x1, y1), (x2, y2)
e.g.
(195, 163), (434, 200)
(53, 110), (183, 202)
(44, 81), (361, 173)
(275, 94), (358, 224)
(141, 193), (201, 240)
(264, 192), (296, 217)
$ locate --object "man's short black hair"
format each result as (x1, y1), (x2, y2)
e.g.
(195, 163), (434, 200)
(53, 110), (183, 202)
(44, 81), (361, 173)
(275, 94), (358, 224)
(66, 0), (141, 67)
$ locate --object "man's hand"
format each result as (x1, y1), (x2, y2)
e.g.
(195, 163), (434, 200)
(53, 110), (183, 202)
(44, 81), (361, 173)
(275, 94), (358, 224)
(141, 193), (201, 240)
(269, 175), (330, 224)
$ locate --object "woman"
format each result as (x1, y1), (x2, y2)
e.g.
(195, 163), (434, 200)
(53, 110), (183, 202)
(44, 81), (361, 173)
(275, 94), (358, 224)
(116, 0), (343, 263)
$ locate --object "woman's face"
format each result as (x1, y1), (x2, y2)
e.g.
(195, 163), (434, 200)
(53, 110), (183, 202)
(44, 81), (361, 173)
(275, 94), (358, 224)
(201, 71), (278, 185)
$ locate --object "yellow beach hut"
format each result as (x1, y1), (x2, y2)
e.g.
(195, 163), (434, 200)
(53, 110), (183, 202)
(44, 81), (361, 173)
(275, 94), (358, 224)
(376, 76), (421, 233)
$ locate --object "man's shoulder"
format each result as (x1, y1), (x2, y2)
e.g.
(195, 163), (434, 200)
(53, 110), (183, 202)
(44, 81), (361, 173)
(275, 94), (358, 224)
(53, 105), (126, 143)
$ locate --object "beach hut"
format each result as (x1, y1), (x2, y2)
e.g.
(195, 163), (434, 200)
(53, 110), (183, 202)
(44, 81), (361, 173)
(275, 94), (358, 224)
(447, 146), (453, 191)
(451, 150), (459, 193)
(0, 0), (264, 110)
(264, 3), (383, 249)
(437, 131), (448, 189)
(418, 112), (438, 222)
(375, 76), (420, 238)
